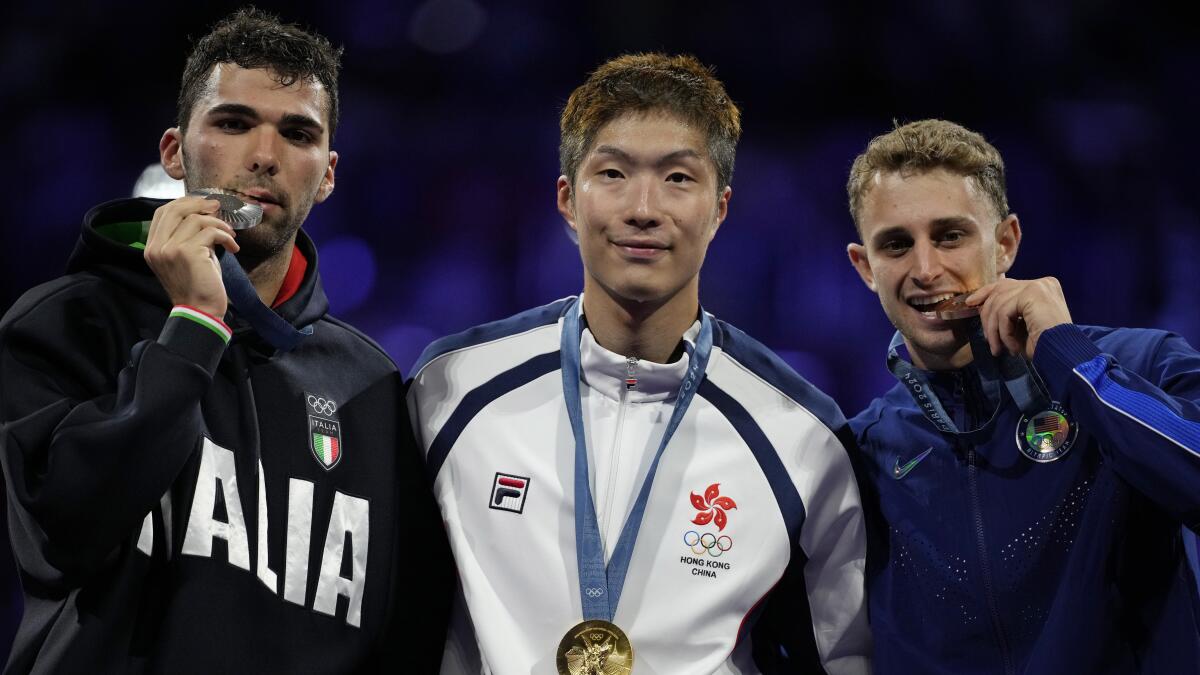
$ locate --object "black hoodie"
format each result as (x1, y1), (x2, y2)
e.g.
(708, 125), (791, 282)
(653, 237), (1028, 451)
(0, 198), (449, 673)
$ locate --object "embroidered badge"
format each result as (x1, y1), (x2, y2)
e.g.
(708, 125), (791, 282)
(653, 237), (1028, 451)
(490, 472), (530, 514)
(1016, 402), (1078, 463)
(681, 482), (737, 578)
(306, 393), (342, 470)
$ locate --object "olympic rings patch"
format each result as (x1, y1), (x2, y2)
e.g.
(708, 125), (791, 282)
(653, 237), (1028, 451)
(683, 530), (733, 557)
(585, 587), (605, 598)
(307, 395), (337, 416)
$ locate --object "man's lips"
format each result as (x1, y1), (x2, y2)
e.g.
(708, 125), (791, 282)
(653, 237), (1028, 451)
(232, 189), (282, 207)
(612, 239), (668, 258)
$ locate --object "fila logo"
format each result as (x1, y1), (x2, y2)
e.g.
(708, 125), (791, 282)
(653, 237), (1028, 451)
(490, 472), (530, 514)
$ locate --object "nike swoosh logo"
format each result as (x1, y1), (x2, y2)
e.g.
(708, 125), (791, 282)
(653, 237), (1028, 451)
(892, 447), (934, 479)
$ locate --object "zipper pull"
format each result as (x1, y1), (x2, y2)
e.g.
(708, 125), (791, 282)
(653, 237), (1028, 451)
(625, 356), (639, 390)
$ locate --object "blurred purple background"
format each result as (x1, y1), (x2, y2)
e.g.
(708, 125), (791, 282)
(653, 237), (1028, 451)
(1, 0), (1197, 659)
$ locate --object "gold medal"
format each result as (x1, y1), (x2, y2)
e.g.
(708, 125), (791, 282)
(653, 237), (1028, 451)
(556, 619), (633, 675)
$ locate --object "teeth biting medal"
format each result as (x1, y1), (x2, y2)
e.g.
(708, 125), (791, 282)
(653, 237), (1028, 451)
(932, 292), (980, 320)
(190, 188), (263, 230)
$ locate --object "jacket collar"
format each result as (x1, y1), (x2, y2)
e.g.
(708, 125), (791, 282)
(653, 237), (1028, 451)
(578, 320), (701, 403)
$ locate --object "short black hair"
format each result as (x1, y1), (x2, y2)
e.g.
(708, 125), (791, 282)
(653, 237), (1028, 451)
(177, 7), (343, 139)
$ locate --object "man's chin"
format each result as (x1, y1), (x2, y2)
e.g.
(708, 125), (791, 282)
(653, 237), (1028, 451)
(234, 218), (298, 269)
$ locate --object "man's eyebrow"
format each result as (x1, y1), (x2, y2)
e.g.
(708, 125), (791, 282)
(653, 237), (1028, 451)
(280, 113), (324, 132)
(869, 226), (911, 248)
(592, 146), (704, 165)
(206, 103), (259, 119)
(656, 149), (704, 166)
(205, 104), (324, 133)
(929, 216), (977, 229)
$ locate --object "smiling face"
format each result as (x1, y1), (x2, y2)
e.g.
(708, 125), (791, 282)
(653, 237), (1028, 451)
(847, 168), (1020, 370)
(557, 110), (730, 314)
(160, 63), (338, 268)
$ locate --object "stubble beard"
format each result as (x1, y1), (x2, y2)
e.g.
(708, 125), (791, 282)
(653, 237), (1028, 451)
(181, 157), (316, 273)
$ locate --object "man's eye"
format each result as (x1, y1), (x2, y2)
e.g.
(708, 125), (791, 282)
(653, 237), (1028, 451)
(599, 168), (623, 179)
(940, 230), (965, 244)
(216, 118), (248, 132)
(666, 172), (693, 184)
(880, 239), (911, 254)
(284, 129), (314, 143)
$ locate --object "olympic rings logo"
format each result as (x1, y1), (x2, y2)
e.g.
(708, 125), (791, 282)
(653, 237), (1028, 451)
(683, 530), (733, 557)
(307, 395), (337, 416)
(585, 587), (605, 598)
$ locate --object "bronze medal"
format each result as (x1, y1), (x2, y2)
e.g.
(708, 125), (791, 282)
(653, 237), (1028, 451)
(933, 292), (980, 320)
(556, 619), (633, 675)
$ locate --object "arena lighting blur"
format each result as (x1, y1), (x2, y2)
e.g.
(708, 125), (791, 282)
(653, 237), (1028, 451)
(408, 0), (487, 54)
(132, 163), (185, 199)
(318, 236), (378, 312)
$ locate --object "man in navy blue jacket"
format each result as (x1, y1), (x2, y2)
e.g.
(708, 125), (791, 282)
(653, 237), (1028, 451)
(844, 118), (1200, 674)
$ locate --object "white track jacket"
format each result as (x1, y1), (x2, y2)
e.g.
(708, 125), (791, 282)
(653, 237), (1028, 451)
(407, 298), (871, 674)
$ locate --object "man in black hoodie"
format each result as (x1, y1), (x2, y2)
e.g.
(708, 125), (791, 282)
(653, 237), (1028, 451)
(0, 9), (448, 672)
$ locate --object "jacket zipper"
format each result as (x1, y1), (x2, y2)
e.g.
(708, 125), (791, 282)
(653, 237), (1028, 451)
(959, 370), (1015, 675)
(602, 358), (637, 557)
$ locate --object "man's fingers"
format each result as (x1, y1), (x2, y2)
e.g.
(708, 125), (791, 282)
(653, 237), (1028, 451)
(188, 227), (241, 256)
(148, 197), (223, 245)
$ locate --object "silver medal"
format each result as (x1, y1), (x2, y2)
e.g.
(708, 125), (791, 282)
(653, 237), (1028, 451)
(189, 188), (263, 230)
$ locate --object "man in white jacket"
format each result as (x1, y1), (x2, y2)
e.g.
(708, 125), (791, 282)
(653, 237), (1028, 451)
(407, 52), (871, 674)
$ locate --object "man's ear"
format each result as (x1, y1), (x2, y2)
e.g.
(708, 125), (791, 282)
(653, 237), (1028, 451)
(995, 213), (1021, 275)
(160, 128), (185, 180)
(314, 151), (338, 203)
(847, 242), (877, 292)
(556, 176), (578, 237)
(708, 185), (732, 241)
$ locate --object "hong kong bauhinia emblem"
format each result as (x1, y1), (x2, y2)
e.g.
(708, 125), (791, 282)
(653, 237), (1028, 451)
(690, 482), (737, 530)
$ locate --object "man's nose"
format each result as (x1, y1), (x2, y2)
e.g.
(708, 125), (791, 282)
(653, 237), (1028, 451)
(245, 129), (280, 177)
(624, 176), (662, 229)
(910, 240), (944, 286)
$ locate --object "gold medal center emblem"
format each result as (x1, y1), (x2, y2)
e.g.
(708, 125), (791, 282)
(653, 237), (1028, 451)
(556, 619), (634, 675)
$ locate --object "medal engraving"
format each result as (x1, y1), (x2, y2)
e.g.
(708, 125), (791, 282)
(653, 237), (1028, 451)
(190, 188), (264, 230)
(556, 620), (633, 675)
(1016, 402), (1078, 462)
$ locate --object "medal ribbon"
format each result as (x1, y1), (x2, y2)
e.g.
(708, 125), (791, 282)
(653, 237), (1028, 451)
(887, 319), (1050, 442)
(217, 250), (312, 351)
(561, 297), (713, 622)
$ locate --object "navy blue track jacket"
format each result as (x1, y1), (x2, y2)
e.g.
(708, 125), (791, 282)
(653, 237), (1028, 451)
(850, 323), (1200, 674)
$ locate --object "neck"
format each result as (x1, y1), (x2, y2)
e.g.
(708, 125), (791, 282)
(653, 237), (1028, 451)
(582, 282), (699, 364)
(244, 235), (297, 307)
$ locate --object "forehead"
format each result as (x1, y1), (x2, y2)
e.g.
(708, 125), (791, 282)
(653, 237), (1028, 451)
(859, 168), (995, 234)
(191, 63), (328, 126)
(587, 110), (709, 160)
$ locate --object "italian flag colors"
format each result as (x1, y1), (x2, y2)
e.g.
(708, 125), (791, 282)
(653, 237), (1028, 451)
(313, 433), (340, 465)
(170, 305), (232, 344)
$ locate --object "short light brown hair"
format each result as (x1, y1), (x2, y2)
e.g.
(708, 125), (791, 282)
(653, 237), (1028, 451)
(559, 53), (741, 194)
(847, 119), (1009, 234)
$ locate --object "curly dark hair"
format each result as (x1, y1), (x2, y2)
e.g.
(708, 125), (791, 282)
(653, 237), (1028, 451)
(559, 53), (742, 195)
(177, 7), (343, 139)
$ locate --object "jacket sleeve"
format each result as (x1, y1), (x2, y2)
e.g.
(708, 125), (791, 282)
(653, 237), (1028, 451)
(1033, 323), (1200, 528)
(793, 424), (873, 675)
(0, 295), (226, 585)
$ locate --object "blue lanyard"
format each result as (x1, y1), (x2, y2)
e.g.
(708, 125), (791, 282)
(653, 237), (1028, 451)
(560, 297), (713, 621)
(886, 320), (1049, 441)
(217, 250), (312, 351)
